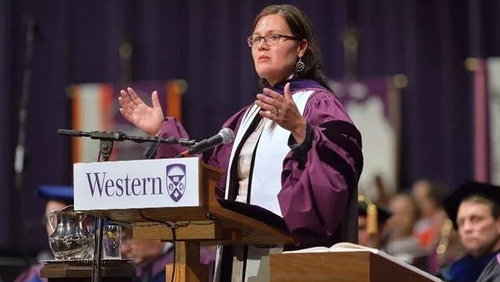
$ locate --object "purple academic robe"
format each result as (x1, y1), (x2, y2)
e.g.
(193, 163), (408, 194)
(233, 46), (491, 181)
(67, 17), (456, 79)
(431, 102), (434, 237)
(156, 78), (363, 249)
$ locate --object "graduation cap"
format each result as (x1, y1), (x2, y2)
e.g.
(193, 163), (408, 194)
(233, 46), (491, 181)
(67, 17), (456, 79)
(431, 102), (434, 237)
(37, 185), (74, 205)
(444, 180), (500, 229)
(358, 194), (393, 234)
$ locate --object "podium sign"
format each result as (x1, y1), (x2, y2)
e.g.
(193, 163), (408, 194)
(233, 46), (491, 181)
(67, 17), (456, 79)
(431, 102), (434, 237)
(74, 157), (201, 210)
(74, 160), (294, 282)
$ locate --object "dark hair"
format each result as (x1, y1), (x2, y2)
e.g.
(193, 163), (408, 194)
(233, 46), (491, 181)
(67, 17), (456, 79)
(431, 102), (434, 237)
(252, 5), (332, 91)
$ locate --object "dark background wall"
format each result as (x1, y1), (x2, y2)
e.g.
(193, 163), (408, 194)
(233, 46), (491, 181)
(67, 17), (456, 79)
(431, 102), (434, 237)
(0, 0), (499, 257)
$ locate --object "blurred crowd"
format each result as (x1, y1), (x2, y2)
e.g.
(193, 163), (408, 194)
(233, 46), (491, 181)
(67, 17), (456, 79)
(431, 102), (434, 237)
(358, 178), (500, 282)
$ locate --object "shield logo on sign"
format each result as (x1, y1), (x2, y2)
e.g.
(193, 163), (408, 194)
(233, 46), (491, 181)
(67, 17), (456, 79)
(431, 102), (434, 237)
(166, 164), (186, 202)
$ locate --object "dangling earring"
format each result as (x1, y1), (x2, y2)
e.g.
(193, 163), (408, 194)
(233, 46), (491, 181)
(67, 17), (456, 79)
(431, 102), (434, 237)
(295, 57), (305, 72)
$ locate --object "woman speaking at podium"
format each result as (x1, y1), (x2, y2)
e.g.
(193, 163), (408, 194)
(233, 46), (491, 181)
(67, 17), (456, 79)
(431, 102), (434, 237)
(118, 4), (363, 282)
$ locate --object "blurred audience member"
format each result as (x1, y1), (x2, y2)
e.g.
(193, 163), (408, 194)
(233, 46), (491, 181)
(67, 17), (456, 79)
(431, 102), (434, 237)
(121, 228), (215, 282)
(14, 185), (74, 282)
(358, 194), (392, 249)
(385, 193), (425, 265)
(438, 181), (500, 282)
(411, 179), (448, 252)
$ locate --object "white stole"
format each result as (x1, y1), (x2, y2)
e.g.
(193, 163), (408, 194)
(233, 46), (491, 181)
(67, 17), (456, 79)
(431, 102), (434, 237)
(214, 90), (314, 282)
(225, 90), (313, 215)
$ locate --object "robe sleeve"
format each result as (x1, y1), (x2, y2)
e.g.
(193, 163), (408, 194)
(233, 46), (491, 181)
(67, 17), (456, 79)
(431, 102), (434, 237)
(278, 90), (363, 248)
(155, 117), (192, 158)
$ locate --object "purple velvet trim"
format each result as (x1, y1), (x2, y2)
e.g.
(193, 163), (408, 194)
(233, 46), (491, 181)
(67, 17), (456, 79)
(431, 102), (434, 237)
(269, 78), (327, 95)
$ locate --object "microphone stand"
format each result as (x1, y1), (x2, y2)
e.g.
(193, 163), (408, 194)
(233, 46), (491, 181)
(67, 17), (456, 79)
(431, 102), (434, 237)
(57, 129), (195, 147)
(57, 129), (195, 282)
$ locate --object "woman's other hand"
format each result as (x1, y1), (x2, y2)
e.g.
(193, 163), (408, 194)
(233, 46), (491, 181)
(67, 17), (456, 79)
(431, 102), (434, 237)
(118, 87), (165, 136)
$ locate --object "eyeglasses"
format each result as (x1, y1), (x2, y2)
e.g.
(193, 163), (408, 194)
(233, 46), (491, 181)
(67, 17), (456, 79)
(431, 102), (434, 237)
(247, 34), (300, 47)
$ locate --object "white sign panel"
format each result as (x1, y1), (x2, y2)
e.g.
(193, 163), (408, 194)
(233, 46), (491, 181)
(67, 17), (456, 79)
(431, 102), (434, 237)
(74, 157), (200, 210)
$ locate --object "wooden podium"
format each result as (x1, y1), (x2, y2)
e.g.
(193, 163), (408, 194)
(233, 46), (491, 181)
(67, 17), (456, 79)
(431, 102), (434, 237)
(40, 261), (135, 282)
(270, 250), (442, 282)
(82, 161), (294, 282)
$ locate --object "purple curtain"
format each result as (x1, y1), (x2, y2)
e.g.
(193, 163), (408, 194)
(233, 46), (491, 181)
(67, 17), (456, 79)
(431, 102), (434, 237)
(0, 0), (499, 253)
(357, 0), (475, 190)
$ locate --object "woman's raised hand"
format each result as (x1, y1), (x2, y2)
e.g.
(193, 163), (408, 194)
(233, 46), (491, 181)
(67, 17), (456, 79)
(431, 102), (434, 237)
(255, 83), (307, 143)
(118, 87), (165, 136)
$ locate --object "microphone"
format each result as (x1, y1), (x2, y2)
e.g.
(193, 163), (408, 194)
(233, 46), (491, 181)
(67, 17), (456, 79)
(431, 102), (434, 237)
(57, 129), (90, 137)
(176, 128), (235, 157)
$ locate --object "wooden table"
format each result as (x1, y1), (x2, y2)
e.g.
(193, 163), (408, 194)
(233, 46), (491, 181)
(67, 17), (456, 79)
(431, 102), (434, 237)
(40, 260), (135, 282)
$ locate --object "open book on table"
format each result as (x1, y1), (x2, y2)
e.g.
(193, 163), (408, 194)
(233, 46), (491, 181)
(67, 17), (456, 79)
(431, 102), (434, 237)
(284, 242), (443, 282)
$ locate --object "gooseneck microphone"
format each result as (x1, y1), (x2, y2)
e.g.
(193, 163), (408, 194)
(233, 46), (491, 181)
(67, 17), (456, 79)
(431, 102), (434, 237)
(176, 128), (235, 157)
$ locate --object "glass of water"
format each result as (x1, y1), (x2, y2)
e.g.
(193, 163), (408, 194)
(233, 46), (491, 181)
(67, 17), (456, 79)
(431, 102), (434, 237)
(102, 224), (122, 259)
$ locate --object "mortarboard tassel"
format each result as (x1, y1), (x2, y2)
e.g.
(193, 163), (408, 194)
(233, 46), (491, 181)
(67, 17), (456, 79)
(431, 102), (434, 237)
(358, 195), (378, 235)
